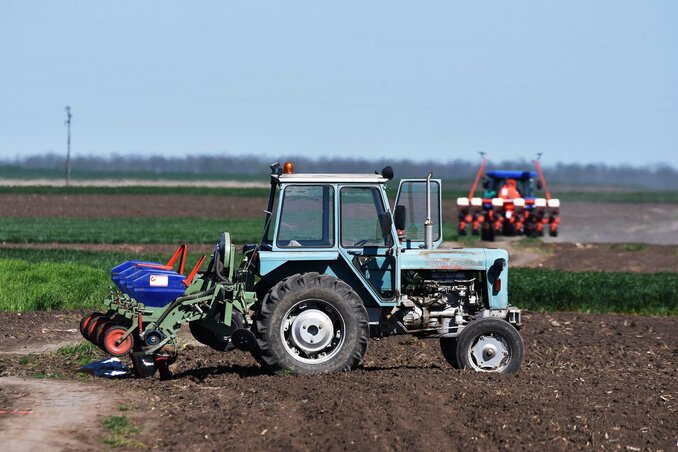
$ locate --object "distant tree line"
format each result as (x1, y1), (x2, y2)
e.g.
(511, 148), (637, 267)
(2, 153), (677, 189)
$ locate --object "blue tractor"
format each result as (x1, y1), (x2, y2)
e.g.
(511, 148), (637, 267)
(81, 163), (524, 377)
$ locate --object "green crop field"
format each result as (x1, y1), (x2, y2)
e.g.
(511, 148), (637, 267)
(0, 185), (270, 197)
(0, 217), (263, 244)
(0, 165), (267, 182)
(511, 269), (678, 316)
(0, 217), (463, 245)
(1, 183), (676, 204)
(440, 189), (678, 204)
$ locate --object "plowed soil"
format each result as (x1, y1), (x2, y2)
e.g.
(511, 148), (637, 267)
(1, 192), (676, 449)
(0, 311), (676, 450)
(0, 193), (265, 218)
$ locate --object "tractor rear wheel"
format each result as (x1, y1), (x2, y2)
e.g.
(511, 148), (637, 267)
(439, 337), (460, 368)
(456, 318), (524, 373)
(253, 272), (369, 375)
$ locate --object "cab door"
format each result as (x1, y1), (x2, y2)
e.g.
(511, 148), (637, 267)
(394, 179), (443, 248)
(338, 185), (397, 302)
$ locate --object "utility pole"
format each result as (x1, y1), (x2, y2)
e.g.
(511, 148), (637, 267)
(65, 106), (72, 186)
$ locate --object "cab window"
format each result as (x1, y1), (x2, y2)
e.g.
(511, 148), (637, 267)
(277, 185), (334, 248)
(395, 181), (440, 242)
(341, 187), (392, 248)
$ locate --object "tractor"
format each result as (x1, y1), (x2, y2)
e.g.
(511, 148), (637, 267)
(457, 158), (560, 241)
(80, 163), (524, 378)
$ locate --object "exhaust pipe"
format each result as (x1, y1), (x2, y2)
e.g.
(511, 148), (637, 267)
(425, 172), (433, 249)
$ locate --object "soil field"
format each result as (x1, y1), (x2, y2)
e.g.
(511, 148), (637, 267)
(0, 311), (676, 450)
(0, 191), (676, 449)
(0, 194), (265, 219)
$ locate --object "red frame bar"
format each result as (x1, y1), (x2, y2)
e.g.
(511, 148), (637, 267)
(534, 159), (551, 201)
(184, 255), (206, 287)
(468, 159), (488, 199)
(166, 244), (187, 275)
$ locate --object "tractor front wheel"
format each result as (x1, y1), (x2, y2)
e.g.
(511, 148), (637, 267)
(456, 318), (524, 373)
(253, 272), (369, 375)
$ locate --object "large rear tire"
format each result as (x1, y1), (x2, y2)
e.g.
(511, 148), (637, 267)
(456, 318), (524, 373)
(253, 272), (369, 375)
(439, 337), (460, 368)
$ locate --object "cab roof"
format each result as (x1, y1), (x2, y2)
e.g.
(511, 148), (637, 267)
(486, 170), (537, 179)
(274, 173), (390, 184)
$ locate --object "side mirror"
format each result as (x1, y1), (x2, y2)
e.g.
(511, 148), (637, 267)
(488, 257), (506, 296)
(487, 258), (506, 284)
(381, 166), (394, 180)
(394, 205), (406, 230)
(378, 212), (393, 239)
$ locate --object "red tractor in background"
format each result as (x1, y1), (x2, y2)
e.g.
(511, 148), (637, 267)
(457, 158), (560, 241)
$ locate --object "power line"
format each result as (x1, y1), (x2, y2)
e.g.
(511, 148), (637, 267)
(65, 106), (72, 186)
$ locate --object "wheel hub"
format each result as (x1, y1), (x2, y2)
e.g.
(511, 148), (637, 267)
(289, 308), (334, 354)
(471, 335), (508, 370)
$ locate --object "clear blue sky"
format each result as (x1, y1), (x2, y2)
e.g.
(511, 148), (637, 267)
(1, 1), (676, 167)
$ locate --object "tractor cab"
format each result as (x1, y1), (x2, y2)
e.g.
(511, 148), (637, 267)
(255, 161), (511, 313)
(483, 170), (539, 200)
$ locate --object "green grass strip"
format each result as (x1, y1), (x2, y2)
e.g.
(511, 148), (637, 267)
(0, 248), (207, 270)
(1, 251), (675, 315)
(511, 268), (678, 316)
(0, 217), (263, 244)
(0, 259), (109, 311)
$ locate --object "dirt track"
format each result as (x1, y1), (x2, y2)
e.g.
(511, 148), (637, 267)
(0, 311), (676, 450)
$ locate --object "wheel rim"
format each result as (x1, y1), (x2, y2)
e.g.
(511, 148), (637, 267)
(468, 333), (511, 372)
(280, 299), (345, 364)
(105, 328), (133, 356)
